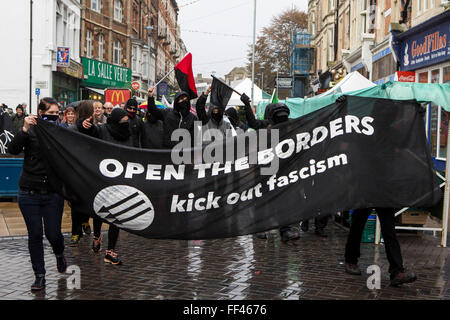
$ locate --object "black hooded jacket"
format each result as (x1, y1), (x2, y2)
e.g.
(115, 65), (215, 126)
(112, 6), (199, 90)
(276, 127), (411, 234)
(147, 91), (198, 148)
(225, 107), (246, 131)
(243, 99), (291, 129)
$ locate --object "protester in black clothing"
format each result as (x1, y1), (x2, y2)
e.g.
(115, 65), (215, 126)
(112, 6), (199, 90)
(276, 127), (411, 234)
(8, 97), (67, 291)
(147, 86), (198, 149)
(140, 107), (164, 149)
(196, 85), (234, 139)
(344, 207), (417, 286)
(240, 93), (300, 243)
(91, 108), (132, 265)
(225, 107), (246, 132)
(125, 98), (143, 148)
(68, 101), (97, 245)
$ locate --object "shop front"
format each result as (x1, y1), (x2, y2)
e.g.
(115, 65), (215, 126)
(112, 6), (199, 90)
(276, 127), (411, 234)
(392, 10), (450, 171)
(81, 57), (132, 103)
(53, 59), (83, 109)
(371, 41), (396, 85)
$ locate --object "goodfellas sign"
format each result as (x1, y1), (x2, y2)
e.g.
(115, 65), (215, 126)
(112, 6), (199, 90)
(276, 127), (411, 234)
(397, 13), (449, 71)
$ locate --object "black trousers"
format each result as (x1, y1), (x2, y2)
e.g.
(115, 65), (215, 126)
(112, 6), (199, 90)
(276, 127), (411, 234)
(71, 204), (90, 236)
(344, 207), (404, 277)
(93, 218), (120, 250)
(315, 215), (329, 231)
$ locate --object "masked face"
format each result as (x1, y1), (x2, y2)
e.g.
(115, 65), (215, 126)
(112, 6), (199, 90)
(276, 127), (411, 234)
(211, 108), (223, 123)
(273, 112), (288, 124)
(176, 98), (190, 116)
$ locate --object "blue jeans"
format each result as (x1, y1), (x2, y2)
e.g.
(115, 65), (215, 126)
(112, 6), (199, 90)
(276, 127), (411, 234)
(18, 189), (65, 276)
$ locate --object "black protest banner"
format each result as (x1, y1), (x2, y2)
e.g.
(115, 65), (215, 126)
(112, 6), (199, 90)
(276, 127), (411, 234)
(33, 96), (441, 239)
(0, 111), (14, 154)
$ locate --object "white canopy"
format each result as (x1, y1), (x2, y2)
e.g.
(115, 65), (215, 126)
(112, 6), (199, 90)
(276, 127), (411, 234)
(318, 71), (375, 97)
(226, 78), (265, 108)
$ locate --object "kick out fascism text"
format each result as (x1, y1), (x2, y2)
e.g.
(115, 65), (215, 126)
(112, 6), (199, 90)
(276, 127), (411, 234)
(98, 115), (374, 180)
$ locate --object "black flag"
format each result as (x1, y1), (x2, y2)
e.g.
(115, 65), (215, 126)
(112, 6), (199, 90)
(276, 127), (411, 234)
(0, 110), (14, 154)
(33, 96), (441, 240)
(210, 75), (234, 108)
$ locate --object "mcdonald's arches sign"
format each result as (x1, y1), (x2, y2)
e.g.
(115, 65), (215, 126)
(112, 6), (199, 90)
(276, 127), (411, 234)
(105, 89), (131, 106)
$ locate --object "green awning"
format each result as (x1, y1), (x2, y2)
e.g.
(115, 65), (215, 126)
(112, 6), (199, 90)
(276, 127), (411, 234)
(256, 81), (450, 119)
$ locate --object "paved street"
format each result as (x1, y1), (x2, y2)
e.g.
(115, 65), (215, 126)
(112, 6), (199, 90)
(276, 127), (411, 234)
(0, 221), (449, 300)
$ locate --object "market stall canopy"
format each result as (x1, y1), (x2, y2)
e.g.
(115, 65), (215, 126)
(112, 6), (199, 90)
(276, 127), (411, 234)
(227, 78), (266, 108)
(315, 71), (376, 97)
(256, 81), (450, 119)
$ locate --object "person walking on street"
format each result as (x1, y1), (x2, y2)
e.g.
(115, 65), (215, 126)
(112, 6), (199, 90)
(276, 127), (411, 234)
(344, 207), (417, 286)
(7, 97), (67, 291)
(300, 215), (330, 237)
(11, 104), (26, 134)
(91, 108), (134, 265)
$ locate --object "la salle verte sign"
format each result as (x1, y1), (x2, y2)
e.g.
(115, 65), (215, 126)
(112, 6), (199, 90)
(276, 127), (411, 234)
(82, 57), (131, 88)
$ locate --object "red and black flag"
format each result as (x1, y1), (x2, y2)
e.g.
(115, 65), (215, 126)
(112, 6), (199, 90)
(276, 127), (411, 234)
(210, 75), (234, 109)
(174, 53), (198, 100)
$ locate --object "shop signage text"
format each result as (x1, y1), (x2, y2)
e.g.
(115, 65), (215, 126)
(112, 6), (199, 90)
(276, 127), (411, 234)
(82, 57), (131, 88)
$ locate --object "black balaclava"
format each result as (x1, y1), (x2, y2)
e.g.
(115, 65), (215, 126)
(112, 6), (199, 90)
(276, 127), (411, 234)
(225, 108), (239, 127)
(173, 92), (190, 117)
(266, 103), (290, 125)
(125, 98), (138, 119)
(106, 108), (130, 141)
(211, 106), (224, 124)
(41, 114), (59, 123)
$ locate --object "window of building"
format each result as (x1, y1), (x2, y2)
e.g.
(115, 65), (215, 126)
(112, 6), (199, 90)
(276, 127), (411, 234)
(113, 40), (122, 65)
(329, 0), (335, 10)
(91, 0), (101, 12)
(86, 30), (92, 58)
(98, 34), (104, 61)
(423, 0), (428, 11)
(328, 29), (334, 61)
(417, 0), (422, 13)
(132, 46), (137, 72)
(114, 0), (123, 22)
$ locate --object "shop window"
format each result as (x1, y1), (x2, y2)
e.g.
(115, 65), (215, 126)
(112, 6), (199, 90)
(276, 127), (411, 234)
(444, 66), (450, 83)
(439, 108), (449, 158)
(431, 69), (440, 83)
(418, 71), (428, 83)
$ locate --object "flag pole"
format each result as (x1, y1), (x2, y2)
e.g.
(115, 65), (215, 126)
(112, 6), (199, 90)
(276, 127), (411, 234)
(155, 68), (175, 87)
(251, 0), (257, 105)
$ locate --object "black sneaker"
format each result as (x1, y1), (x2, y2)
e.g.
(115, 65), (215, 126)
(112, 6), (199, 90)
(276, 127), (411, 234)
(82, 222), (91, 235)
(345, 263), (362, 275)
(92, 236), (102, 253)
(31, 275), (46, 291)
(390, 270), (417, 287)
(300, 220), (309, 232)
(281, 229), (300, 242)
(69, 235), (80, 246)
(104, 250), (122, 265)
(56, 254), (67, 273)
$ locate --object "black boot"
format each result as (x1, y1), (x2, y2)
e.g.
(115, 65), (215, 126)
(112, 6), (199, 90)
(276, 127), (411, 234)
(56, 254), (67, 273)
(390, 270), (417, 287)
(281, 229), (300, 242)
(31, 274), (46, 291)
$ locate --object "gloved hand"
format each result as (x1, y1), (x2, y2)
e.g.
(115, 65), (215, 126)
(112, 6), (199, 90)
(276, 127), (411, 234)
(240, 93), (251, 106)
(336, 95), (347, 104)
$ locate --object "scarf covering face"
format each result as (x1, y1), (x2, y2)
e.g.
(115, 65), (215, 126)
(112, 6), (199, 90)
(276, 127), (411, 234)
(106, 108), (130, 141)
(125, 98), (138, 119)
(173, 92), (191, 117)
(211, 106), (224, 124)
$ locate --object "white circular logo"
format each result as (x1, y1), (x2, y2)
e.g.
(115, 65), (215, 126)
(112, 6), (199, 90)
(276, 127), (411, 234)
(93, 185), (154, 231)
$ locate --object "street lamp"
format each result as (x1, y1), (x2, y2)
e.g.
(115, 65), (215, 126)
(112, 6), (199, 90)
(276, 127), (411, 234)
(275, 50), (280, 93)
(145, 26), (154, 89)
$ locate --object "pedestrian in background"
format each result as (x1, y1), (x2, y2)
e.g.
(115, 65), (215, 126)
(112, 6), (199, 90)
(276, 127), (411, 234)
(60, 106), (76, 128)
(7, 97), (67, 291)
(93, 101), (107, 124)
(104, 102), (113, 117)
(11, 104), (25, 134)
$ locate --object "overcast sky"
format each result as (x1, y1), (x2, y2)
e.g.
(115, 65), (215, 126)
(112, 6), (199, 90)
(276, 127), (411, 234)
(178, 0), (308, 79)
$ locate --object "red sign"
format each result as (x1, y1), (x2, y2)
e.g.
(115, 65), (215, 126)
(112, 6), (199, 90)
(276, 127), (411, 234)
(395, 71), (415, 82)
(131, 81), (140, 91)
(105, 89), (131, 106)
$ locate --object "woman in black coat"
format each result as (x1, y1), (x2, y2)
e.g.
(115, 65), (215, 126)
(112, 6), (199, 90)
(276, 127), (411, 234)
(8, 97), (67, 291)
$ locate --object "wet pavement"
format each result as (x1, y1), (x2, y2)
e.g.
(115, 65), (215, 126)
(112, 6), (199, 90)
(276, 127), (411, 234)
(0, 222), (449, 300)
